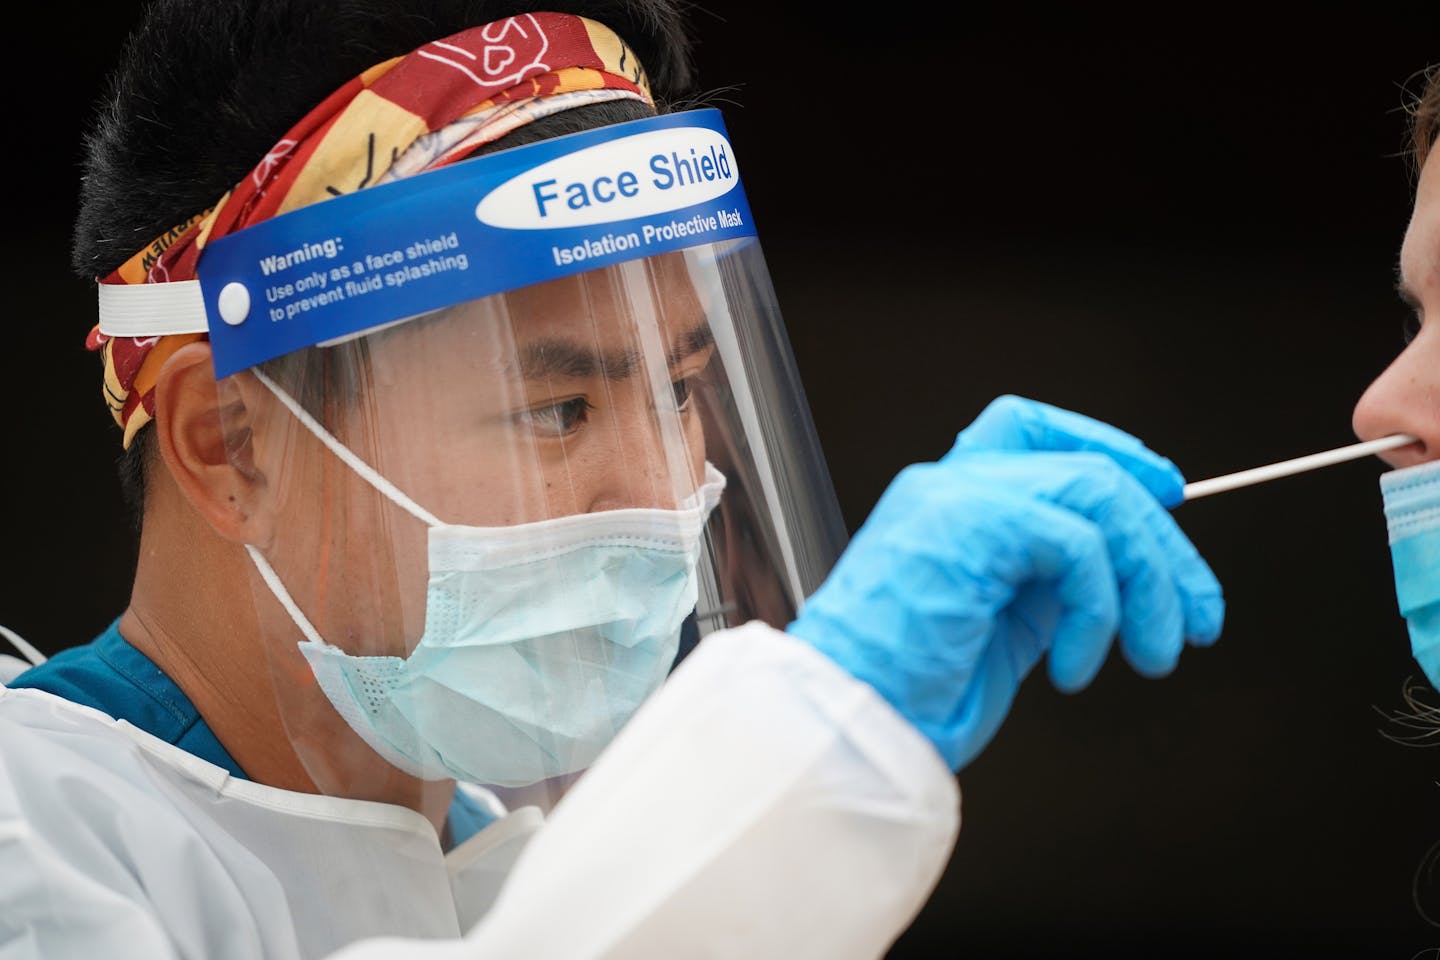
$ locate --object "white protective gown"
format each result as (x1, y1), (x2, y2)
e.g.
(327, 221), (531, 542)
(0, 621), (960, 959)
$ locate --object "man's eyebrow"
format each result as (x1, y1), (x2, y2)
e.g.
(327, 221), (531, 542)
(518, 321), (715, 381)
(519, 339), (638, 381)
(668, 322), (714, 365)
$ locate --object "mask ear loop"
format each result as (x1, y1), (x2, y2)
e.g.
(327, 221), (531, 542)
(243, 365), (443, 649)
(249, 366), (442, 526)
(245, 544), (329, 647)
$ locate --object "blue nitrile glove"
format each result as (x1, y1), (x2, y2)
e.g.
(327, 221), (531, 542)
(786, 394), (1225, 771)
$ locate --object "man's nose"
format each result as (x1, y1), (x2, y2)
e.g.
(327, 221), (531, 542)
(1352, 335), (1438, 468)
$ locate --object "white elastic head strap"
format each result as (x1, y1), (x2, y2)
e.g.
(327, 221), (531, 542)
(96, 281), (209, 337)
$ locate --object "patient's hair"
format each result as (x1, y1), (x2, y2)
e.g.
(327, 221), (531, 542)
(1409, 62), (1440, 172)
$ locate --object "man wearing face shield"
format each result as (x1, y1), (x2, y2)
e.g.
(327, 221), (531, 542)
(0, 2), (1227, 957)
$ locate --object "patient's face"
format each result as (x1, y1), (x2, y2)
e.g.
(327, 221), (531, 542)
(1352, 148), (1440, 465)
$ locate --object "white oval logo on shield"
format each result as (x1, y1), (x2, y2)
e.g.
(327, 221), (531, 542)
(475, 126), (737, 230)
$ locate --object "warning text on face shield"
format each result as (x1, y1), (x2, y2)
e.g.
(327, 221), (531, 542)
(550, 208), (744, 267)
(260, 232), (469, 323)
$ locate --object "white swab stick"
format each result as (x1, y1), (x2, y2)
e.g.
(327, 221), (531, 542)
(1182, 433), (1417, 502)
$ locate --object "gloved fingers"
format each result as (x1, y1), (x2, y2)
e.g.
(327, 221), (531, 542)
(940, 449), (1223, 669)
(1113, 545), (1186, 680)
(944, 622), (1046, 770)
(1052, 453), (1223, 652)
(998, 496), (1123, 693)
(1018, 454), (1194, 683)
(899, 478), (1122, 689)
(1142, 505), (1226, 646)
(947, 394), (1185, 508)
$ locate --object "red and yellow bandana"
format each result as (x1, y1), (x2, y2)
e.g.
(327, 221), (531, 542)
(90, 12), (652, 448)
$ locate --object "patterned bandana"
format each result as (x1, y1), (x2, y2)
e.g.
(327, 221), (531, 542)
(88, 12), (652, 448)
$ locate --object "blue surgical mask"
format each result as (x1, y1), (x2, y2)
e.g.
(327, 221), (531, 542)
(245, 369), (725, 787)
(1381, 459), (1440, 691)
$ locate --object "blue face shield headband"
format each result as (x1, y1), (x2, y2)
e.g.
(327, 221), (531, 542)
(193, 108), (757, 379)
(96, 109), (760, 377)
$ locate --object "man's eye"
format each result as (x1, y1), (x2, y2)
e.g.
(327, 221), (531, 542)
(671, 377), (693, 411)
(516, 397), (593, 436)
(1403, 311), (1424, 346)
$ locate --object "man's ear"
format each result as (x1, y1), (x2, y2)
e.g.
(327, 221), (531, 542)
(152, 340), (270, 544)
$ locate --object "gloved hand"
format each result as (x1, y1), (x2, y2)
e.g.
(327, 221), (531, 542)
(786, 394), (1224, 771)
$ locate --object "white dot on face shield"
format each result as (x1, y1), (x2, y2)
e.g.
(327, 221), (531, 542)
(218, 282), (251, 326)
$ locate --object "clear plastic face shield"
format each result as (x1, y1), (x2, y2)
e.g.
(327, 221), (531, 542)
(193, 110), (847, 808)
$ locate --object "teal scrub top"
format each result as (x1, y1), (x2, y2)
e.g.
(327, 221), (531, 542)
(8, 618), (494, 846)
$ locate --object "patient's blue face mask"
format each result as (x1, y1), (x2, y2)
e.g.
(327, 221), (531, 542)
(245, 368), (725, 787)
(1381, 459), (1440, 691)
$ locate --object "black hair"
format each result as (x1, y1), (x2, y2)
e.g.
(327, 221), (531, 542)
(77, 0), (700, 529)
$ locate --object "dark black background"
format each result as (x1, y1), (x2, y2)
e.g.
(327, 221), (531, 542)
(4, 5), (1440, 957)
